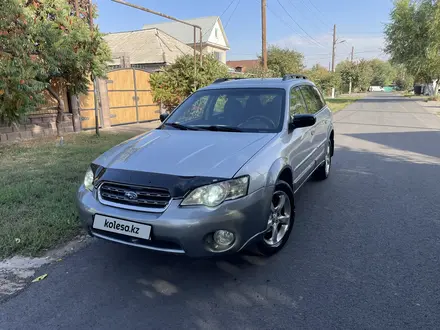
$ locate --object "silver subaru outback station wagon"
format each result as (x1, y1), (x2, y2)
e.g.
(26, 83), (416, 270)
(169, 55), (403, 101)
(77, 74), (334, 257)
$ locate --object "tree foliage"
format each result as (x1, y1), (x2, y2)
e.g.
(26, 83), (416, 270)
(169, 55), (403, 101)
(394, 64), (414, 90)
(336, 59), (395, 93)
(28, 0), (110, 95)
(305, 64), (338, 96)
(0, 0), (46, 123)
(385, 0), (440, 93)
(150, 55), (229, 111)
(0, 0), (110, 132)
(369, 59), (396, 86)
(262, 45), (304, 76)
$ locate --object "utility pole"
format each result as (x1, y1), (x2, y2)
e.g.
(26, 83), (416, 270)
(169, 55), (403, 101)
(89, 0), (100, 136)
(349, 46), (354, 95)
(330, 24), (346, 98)
(331, 24), (336, 99)
(261, 0), (268, 71)
(331, 24), (336, 73)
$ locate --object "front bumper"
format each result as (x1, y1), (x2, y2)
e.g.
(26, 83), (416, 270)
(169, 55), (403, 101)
(76, 185), (273, 257)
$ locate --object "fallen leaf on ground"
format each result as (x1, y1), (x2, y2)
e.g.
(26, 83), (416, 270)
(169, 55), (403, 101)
(32, 274), (48, 282)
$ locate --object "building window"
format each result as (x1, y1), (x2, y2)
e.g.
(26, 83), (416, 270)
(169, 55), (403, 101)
(215, 28), (218, 38)
(214, 51), (221, 61)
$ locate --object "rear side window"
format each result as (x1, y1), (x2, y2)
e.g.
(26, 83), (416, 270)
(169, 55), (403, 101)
(289, 88), (308, 115)
(213, 95), (227, 114)
(300, 85), (324, 114)
(312, 86), (326, 108)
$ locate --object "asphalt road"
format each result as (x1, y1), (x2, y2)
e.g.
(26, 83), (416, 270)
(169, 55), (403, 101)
(1, 93), (440, 329)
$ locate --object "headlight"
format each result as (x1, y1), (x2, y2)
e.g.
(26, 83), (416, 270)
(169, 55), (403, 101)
(181, 176), (249, 207)
(83, 166), (95, 191)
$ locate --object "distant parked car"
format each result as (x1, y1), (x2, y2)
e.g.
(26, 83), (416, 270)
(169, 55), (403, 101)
(369, 86), (384, 92)
(77, 74), (334, 257)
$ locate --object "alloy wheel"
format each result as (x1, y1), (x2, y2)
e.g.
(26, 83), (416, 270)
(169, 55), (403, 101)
(263, 190), (291, 247)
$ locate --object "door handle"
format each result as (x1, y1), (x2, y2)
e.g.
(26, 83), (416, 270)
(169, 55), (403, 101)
(310, 130), (315, 136)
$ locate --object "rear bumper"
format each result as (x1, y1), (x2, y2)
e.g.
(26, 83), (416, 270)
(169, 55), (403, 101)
(76, 185), (273, 258)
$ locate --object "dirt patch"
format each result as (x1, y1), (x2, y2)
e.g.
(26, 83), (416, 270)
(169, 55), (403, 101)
(0, 235), (92, 300)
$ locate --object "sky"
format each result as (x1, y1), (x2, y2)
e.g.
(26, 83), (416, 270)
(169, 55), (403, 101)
(95, 0), (394, 68)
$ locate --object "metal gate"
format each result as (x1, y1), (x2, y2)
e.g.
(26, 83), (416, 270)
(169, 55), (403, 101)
(79, 81), (100, 130)
(107, 68), (159, 126)
(79, 68), (160, 129)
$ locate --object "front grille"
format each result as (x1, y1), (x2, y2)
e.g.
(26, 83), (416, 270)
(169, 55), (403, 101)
(99, 182), (171, 210)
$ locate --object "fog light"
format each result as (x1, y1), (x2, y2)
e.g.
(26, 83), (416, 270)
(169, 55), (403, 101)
(213, 230), (235, 246)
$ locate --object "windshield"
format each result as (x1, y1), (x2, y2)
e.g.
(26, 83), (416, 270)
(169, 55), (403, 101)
(162, 88), (286, 133)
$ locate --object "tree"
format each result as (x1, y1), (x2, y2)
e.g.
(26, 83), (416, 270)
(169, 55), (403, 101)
(0, 0), (110, 134)
(0, 0), (46, 123)
(305, 64), (337, 96)
(336, 60), (356, 93)
(245, 65), (277, 78)
(26, 0), (110, 135)
(150, 55), (229, 111)
(355, 59), (374, 91)
(394, 64), (414, 90)
(262, 45), (304, 77)
(369, 59), (396, 86)
(385, 0), (440, 95)
(336, 59), (374, 93)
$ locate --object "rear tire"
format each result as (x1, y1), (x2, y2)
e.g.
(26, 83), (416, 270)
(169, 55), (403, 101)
(313, 139), (332, 180)
(255, 180), (295, 256)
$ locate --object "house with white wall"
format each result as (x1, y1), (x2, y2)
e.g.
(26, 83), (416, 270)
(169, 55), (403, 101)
(142, 16), (230, 63)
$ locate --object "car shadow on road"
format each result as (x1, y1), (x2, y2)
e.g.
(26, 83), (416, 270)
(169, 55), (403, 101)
(346, 131), (440, 158)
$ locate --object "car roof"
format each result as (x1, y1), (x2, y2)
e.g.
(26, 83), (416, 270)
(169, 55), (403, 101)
(199, 78), (315, 91)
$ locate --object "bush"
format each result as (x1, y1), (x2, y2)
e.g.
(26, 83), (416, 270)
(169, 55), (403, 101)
(150, 55), (229, 111)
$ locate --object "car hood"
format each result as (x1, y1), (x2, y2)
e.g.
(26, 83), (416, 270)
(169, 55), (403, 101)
(94, 129), (276, 178)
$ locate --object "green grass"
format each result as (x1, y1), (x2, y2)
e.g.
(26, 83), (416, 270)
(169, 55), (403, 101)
(0, 131), (139, 259)
(326, 96), (361, 112)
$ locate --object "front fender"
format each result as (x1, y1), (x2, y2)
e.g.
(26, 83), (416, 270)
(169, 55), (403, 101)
(266, 157), (290, 187)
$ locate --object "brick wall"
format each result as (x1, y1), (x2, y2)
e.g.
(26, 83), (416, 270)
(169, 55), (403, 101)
(0, 113), (74, 143)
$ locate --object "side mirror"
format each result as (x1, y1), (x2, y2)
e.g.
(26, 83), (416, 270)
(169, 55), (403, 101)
(159, 113), (168, 122)
(288, 114), (316, 130)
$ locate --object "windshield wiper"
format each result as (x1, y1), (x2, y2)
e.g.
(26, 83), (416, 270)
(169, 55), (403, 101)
(163, 122), (200, 131)
(196, 125), (243, 132)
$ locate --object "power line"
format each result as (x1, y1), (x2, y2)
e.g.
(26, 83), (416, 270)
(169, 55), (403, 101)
(224, 0), (241, 29)
(306, 0), (332, 27)
(220, 0), (237, 17)
(263, 1), (319, 47)
(295, 0), (332, 32)
(202, 0), (237, 37)
(275, 0), (325, 48)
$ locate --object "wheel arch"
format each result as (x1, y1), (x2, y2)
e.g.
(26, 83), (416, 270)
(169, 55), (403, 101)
(266, 158), (292, 187)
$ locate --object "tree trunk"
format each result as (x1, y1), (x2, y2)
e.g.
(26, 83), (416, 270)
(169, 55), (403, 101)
(69, 92), (81, 132)
(47, 85), (65, 137)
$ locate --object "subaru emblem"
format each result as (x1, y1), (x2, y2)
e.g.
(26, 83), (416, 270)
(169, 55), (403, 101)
(124, 191), (138, 200)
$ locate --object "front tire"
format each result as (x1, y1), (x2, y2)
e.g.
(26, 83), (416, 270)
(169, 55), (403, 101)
(255, 180), (295, 256)
(313, 139), (332, 180)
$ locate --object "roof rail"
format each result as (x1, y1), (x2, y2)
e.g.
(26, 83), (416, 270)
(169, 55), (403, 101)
(282, 74), (308, 81)
(213, 77), (246, 84)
